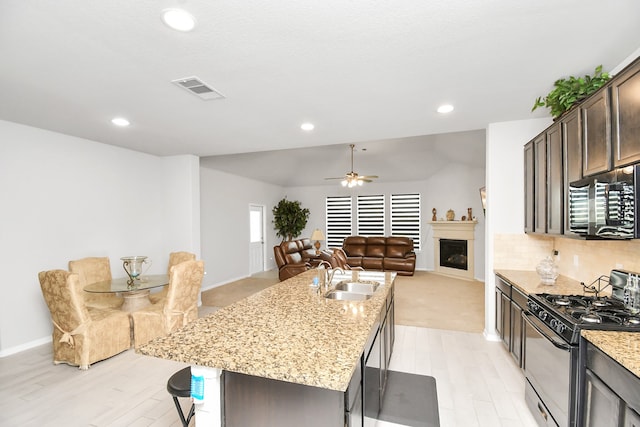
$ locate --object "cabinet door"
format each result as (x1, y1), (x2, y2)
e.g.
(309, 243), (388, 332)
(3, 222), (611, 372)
(562, 109), (582, 234)
(582, 87), (612, 176)
(495, 288), (503, 339)
(501, 293), (511, 350)
(510, 301), (523, 366)
(524, 141), (535, 233)
(583, 369), (622, 427)
(534, 134), (547, 233)
(612, 60), (640, 168)
(546, 123), (563, 234)
(625, 406), (640, 427)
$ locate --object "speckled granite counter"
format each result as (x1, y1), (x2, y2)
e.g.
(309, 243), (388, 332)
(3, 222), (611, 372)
(495, 269), (602, 296)
(138, 269), (395, 392)
(581, 330), (640, 379)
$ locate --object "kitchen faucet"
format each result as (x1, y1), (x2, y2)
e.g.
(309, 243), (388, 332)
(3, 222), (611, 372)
(315, 263), (344, 293)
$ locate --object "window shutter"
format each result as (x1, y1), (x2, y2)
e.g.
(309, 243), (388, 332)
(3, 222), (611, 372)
(391, 193), (421, 250)
(357, 194), (385, 236)
(326, 196), (352, 248)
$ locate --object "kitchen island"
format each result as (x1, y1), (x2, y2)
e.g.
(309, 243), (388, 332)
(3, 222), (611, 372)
(138, 268), (396, 426)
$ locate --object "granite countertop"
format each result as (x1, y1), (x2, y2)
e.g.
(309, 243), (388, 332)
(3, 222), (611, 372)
(138, 269), (395, 392)
(582, 330), (640, 379)
(495, 269), (602, 296)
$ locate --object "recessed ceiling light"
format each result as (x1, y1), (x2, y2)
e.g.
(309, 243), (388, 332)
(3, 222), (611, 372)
(437, 104), (454, 114)
(111, 117), (130, 127)
(161, 8), (196, 32)
(301, 122), (315, 131)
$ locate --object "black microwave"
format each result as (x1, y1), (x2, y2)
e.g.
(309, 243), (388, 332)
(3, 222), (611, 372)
(568, 165), (639, 239)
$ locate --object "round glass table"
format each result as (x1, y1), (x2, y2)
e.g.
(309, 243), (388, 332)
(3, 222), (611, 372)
(84, 274), (169, 312)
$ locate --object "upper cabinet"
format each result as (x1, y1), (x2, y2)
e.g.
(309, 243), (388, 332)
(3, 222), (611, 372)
(581, 87), (612, 177)
(524, 56), (640, 236)
(546, 123), (563, 235)
(611, 60), (640, 168)
(524, 141), (534, 233)
(562, 109), (581, 235)
(533, 134), (547, 234)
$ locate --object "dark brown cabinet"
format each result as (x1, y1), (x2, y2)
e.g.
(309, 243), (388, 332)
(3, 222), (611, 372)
(582, 87), (612, 176)
(524, 141), (535, 233)
(562, 109), (582, 234)
(546, 123), (563, 234)
(495, 276), (526, 369)
(533, 134), (547, 233)
(612, 60), (640, 168)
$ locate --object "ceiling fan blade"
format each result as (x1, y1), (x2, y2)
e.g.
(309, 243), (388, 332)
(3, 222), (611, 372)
(324, 177), (347, 180)
(359, 175), (378, 179)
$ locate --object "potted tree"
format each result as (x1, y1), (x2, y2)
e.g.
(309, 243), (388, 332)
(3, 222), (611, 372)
(532, 65), (611, 119)
(272, 198), (310, 241)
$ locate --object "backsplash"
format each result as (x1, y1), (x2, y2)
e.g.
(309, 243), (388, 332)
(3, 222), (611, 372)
(494, 234), (640, 284)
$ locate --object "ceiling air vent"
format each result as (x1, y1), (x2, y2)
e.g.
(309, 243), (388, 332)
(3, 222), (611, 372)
(171, 76), (225, 100)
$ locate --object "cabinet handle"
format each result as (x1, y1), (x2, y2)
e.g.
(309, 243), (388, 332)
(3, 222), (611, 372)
(537, 402), (548, 421)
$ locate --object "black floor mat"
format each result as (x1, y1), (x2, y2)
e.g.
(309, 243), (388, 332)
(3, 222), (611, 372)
(376, 370), (440, 427)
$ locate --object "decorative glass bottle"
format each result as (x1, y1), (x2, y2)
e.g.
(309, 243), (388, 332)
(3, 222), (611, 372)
(536, 256), (558, 285)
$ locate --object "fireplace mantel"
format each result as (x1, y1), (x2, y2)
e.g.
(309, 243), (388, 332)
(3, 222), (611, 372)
(430, 220), (477, 280)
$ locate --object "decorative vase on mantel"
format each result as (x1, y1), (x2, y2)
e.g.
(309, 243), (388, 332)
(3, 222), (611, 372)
(446, 209), (455, 221)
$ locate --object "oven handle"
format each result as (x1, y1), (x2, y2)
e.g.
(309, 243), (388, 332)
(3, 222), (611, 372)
(523, 312), (572, 351)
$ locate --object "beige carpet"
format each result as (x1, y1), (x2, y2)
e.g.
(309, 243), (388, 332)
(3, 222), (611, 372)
(394, 271), (485, 333)
(200, 269), (484, 333)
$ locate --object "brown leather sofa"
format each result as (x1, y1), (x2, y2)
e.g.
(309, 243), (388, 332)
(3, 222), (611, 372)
(342, 236), (416, 276)
(274, 238), (330, 281)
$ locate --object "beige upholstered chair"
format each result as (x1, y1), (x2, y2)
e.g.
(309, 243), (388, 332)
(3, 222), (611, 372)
(38, 270), (132, 370)
(131, 260), (204, 349)
(68, 256), (124, 310)
(149, 251), (197, 304)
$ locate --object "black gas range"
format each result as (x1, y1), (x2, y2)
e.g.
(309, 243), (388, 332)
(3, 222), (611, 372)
(527, 292), (640, 345)
(524, 269), (640, 427)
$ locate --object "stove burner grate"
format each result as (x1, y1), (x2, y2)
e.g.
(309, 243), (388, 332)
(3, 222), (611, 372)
(581, 313), (602, 324)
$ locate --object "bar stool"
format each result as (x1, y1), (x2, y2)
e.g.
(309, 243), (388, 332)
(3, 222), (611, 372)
(167, 367), (195, 427)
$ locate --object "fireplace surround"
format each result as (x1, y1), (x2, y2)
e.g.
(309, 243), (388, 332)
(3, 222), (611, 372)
(430, 221), (477, 280)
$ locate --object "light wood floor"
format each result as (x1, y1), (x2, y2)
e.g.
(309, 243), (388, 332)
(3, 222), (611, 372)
(0, 270), (536, 427)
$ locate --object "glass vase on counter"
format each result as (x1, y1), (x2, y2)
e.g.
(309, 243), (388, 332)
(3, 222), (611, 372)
(536, 256), (559, 285)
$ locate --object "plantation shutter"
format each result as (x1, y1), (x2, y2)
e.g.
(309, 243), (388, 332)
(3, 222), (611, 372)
(326, 196), (352, 248)
(390, 193), (421, 250)
(357, 194), (385, 236)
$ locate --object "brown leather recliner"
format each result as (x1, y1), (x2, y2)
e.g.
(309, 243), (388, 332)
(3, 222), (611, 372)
(342, 236), (416, 275)
(273, 238), (321, 281)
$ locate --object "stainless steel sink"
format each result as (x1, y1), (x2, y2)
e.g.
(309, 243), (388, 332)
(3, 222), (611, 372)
(324, 290), (373, 301)
(334, 281), (380, 294)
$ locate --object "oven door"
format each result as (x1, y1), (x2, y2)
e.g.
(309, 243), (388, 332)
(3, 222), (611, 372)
(523, 312), (578, 427)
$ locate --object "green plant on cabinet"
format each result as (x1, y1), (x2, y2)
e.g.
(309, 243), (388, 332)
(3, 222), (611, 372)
(532, 65), (611, 119)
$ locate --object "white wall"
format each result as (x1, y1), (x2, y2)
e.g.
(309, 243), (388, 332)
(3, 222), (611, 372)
(0, 120), (200, 355)
(199, 167), (284, 288)
(285, 159), (487, 280)
(483, 118), (551, 340)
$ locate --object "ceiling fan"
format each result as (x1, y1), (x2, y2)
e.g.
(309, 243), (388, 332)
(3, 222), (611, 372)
(325, 144), (378, 187)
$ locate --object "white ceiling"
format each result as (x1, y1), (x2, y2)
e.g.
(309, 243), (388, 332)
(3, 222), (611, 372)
(2, 1), (640, 184)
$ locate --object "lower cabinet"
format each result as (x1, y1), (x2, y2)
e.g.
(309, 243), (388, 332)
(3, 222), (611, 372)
(364, 285), (395, 426)
(495, 275), (526, 369)
(583, 341), (640, 427)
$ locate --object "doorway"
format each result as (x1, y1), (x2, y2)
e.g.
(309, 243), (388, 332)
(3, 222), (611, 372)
(249, 204), (265, 275)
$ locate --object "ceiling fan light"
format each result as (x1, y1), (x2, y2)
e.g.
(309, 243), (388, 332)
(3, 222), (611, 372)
(341, 180), (348, 187)
(357, 180), (363, 186)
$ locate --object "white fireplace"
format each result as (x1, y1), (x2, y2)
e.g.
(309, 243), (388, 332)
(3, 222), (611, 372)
(430, 220), (477, 280)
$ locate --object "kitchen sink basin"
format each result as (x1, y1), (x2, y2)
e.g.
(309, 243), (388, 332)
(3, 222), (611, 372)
(334, 281), (380, 294)
(324, 290), (373, 301)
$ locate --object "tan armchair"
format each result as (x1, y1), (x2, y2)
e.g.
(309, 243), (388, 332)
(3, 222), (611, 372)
(149, 251), (196, 304)
(131, 260), (204, 349)
(38, 270), (132, 370)
(68, 256), (124, 309)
